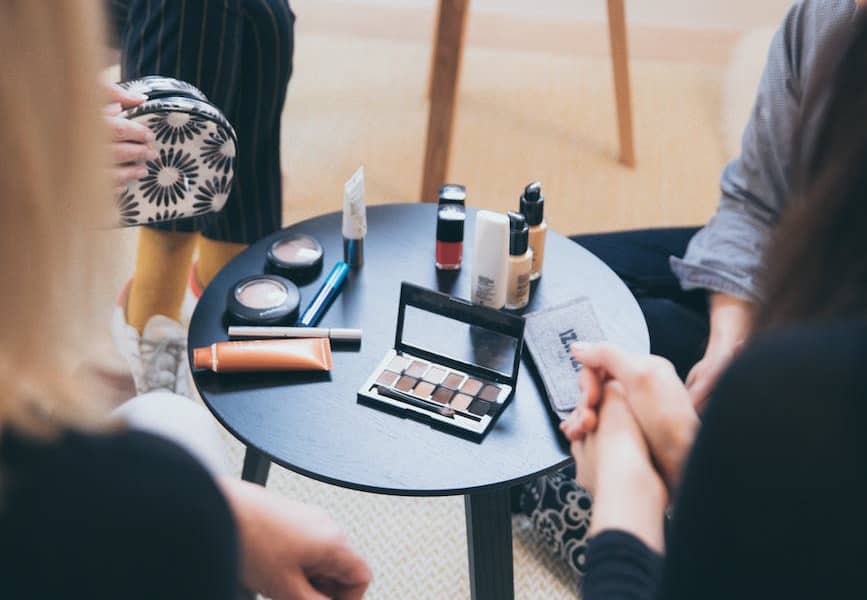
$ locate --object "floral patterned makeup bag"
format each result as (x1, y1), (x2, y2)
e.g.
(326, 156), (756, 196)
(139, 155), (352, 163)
(114, 76), (237, 226)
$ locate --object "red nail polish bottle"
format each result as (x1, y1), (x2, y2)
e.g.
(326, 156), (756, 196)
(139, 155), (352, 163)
(436, 184), (466, 271)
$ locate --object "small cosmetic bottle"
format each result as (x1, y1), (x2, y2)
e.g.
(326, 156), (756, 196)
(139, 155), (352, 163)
(343, 166), (367, 267)
(519, 181), (548, 281)
(471, 210), (509, 309)
(435, 184), (466, 270)
(505, 212), (533, 310)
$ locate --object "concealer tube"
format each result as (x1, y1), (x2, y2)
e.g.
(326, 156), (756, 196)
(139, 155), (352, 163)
(193, 338), (333, 373)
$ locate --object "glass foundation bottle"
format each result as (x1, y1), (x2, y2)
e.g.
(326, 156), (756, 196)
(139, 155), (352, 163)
(505, 212), (532, 310)
(520, 181), (547, 281)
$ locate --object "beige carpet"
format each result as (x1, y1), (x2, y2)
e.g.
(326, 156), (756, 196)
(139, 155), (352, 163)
(83, 2), (779, 597)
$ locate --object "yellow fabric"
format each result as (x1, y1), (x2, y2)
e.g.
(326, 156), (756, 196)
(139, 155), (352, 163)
(127, 228), (197, 333)
(195, 236), (248, 289)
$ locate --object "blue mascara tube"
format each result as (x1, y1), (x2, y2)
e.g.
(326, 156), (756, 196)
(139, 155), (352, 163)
(297, 262), (350, 327)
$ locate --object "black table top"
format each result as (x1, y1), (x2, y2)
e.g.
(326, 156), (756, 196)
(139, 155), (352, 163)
(189, 203), (648, 496)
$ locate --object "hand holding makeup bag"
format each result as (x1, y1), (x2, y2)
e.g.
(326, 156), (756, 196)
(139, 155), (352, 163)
(113, 76), (237, 226)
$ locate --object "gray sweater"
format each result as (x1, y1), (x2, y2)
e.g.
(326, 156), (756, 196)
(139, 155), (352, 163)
(670, 0), (856, 301)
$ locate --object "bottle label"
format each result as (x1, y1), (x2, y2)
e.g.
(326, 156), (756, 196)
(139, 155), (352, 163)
(516, 272), (530, 301)
(474, 275), (497, 306)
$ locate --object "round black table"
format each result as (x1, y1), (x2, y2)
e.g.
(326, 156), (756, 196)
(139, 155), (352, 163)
(189, 203), (648, 600)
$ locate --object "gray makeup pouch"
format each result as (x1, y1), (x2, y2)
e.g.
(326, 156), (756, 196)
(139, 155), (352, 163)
(523, 297), (606, 421)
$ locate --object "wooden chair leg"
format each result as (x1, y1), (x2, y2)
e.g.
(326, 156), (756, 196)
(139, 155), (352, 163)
(607, 0), (635, 167)
(426, 0), (445, 99)
(421, 0), (469, 203)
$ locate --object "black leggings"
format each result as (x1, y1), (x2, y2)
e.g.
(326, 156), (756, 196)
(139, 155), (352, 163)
(109, 0), (295, 244)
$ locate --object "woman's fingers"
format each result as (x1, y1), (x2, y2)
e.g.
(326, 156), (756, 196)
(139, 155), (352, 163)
(104, 81), (148, 108)
(113, 165), (148, 185)
(579, 366), (603, 409)
(113, 142), (158, 165)
(107, 115), (154, 144)
(572, 341), (636, 381)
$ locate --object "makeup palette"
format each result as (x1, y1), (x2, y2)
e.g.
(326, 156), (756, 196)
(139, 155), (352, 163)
(358, 283), (525, 439)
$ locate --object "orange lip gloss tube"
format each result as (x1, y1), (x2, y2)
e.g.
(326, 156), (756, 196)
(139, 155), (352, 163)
(193, 338), (333, 373)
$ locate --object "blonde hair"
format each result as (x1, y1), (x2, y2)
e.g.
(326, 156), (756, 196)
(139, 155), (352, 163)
(0, 2), (113, 432)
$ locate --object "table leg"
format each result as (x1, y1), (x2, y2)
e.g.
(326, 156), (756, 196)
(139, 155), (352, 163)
(464, 489), (514, 600)
(241, 446), (271, 486)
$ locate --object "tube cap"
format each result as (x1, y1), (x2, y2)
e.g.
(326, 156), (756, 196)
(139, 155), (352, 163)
(508, 212), (529, 255)
(519, 181), (544, 226)
(193, 347), (211, 370)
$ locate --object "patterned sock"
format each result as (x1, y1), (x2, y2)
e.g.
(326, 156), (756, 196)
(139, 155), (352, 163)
(127, 228), (197, 333)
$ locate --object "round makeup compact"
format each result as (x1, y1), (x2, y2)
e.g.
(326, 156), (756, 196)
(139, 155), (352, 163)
(227, 275), (301, 326)
(266, 233), (324, 284)
(114, 76), (237, 226)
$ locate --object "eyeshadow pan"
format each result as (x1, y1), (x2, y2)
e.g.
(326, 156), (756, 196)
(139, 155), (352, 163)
(395, 375), (418, 391)
(405, 360), (429, 378)
(479, 384), (501, 402)
(460, 378), (483, 396)
(467, 398), (492, 416)
(376, 370), (399, 387)
(450, 393), (473, 411)
(425, 366), (447, 384)
(442, 373), (465, 389)
(388, 356), (410, 372)
(431, 387), (454, 404)
(414, 381), (435, 398)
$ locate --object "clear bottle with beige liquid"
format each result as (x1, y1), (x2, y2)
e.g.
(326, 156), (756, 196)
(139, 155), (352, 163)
(505, 212), (533, 310)
(520, 181), (547, 281)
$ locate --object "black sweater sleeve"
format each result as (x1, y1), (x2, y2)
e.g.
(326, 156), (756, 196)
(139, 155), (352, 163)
(583, 320), (867, 600)
(0, 428), (240, 599)
(583, 530), (663, 600)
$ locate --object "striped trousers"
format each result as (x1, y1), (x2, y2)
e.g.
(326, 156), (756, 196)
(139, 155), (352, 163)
(109, 0), (295, 244)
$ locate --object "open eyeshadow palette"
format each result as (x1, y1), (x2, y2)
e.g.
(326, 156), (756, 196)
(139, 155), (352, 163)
(358, 283), (525, 439)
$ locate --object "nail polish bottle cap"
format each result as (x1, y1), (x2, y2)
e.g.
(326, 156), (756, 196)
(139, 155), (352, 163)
(437, 184), (466, 242)
(438, 184), (467, 206)
(519, 181), (544, 226)
(508, 212), (529, 255)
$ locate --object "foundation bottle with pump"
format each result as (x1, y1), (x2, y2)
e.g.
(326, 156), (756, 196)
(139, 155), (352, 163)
(505, 212), (532, 310)
(519, 181), (547, 281)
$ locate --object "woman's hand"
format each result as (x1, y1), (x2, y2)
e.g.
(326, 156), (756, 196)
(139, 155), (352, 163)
(570, 383), (668, 553)
(102, 81), (156, 191)
(221, 478), (372, 600)
(686, 293), (751, 411)
(562, 342), (700, 492)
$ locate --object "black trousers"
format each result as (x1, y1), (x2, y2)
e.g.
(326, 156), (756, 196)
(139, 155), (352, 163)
(109, 0), (295, 244)
(570, 227), (710, 378)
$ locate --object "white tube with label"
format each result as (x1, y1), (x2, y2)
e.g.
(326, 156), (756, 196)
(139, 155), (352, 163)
(343, 166), (367, 267)
(470, 210), (509, 309)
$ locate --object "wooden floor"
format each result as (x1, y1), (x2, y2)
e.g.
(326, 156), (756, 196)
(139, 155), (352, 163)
(280, 0), (737, 235)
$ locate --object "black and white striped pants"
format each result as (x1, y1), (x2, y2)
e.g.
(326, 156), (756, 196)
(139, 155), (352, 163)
(109, 0), (295, 244)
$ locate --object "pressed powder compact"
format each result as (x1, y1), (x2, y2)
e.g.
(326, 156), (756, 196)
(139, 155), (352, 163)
(266, 232), (324, 284)
(227, 274), (300, 326)
(358, 282), (525, 439)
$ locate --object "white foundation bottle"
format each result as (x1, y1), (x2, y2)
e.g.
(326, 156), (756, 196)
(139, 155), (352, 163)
(471, 210), (509, 309)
